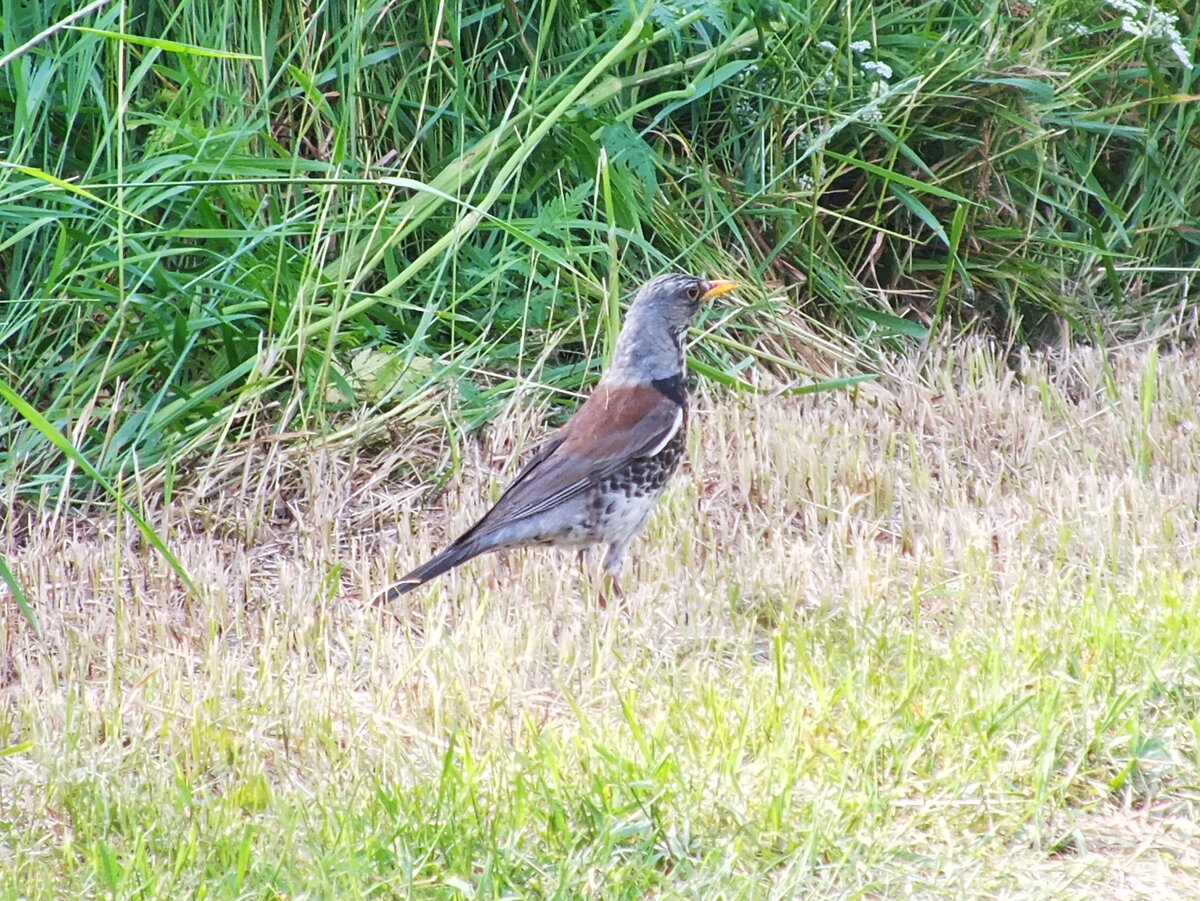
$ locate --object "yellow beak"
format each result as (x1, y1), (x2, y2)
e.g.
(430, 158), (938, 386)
(700, 279), (740, 301)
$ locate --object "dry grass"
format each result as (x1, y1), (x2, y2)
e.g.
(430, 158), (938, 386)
(3, 340), (1200, 898)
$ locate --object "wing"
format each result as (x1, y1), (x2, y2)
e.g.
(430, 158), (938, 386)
(466, 382), (684, 530)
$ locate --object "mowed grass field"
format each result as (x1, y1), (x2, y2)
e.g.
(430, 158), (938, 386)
(3, 341), (1200, 898)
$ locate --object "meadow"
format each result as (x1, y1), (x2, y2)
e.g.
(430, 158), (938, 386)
(4, 341), (1200, 897)
(2, 0), (1199, 897)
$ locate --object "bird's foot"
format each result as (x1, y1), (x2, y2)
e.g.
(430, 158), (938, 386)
(597, 574), (624, 609)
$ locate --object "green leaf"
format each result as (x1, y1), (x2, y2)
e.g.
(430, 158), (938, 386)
(846, 304), (929, 339)
(820, 150), (977, 206)
(783, 373), (879, 395)
(890, 183), (950, 246)
(0, 378), (196, 597)
(0, 162), (153, 225)
(0, 555), (36, 635)
(973, 76), (1055, 104)
(600, 122), (659, 200)
(68, 26), (259, 59)
(649, 60), (754, 126)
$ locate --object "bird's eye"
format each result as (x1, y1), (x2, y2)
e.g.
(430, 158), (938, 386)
(686, 283), (702, 301)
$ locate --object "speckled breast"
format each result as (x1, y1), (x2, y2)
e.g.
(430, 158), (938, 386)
(585, 408), (688, 538)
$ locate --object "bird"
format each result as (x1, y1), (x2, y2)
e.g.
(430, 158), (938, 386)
(384, 273), (739, 599)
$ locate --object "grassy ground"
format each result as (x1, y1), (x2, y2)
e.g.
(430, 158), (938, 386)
(3, 340), (1200, 898)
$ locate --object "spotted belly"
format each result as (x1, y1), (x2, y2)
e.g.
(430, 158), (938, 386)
(583, 423), (687, 540)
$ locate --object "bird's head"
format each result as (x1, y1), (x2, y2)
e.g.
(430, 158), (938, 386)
(627, 272), (740, 340)
(607, 273), (739, 383)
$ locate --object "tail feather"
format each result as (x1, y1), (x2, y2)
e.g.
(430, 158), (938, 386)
(384, 538), (488, 598)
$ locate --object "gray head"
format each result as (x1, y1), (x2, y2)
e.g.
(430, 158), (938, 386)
(605, 273), (738, 384)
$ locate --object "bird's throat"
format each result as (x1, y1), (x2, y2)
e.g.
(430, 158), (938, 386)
(650, 373), (687, 407)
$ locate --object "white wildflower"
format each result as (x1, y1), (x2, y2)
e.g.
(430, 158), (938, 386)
(734, 60), (761, 85)
(785, 123), (809, 149)
(1108, 0), (1194, 68)
(817, 40), (836, 52)
(1065, 22), (1089, 36)
(850, 40), (871, 53)
(860, 60), (893, 80)
(862, 107), (883, 123)
(1121, 16), (1145, 36)
(796, 174), (815, 193)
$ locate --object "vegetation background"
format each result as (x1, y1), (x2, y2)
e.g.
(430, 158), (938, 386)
(3, 0), (1196, 500)
(1, 0), (1199, 896)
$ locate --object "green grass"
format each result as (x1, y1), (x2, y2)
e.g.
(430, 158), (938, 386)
(1, 0), (1197, 501)
(3, 342), (1200, 897)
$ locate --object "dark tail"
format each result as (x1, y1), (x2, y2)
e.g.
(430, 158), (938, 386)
(381, 538), (488, 599)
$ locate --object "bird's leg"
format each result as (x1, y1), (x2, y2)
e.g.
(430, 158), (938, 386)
(598, 573), (625, 609)
(575, 549), (589, 597)
(573, 548), (606, 607)
(599, 541), (630, 609)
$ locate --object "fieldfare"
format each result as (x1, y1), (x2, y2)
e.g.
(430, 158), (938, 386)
(386, 273), (738, 597)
